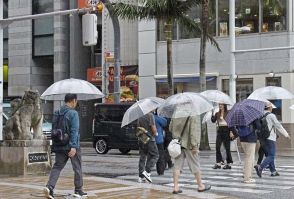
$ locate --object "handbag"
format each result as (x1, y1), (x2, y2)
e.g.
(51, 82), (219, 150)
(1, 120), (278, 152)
(167, 117), (190, 159)
(136, 126), (152, 144)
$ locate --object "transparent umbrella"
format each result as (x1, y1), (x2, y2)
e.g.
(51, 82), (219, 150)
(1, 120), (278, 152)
(200, 90), (234, 105)
(248, 86), (294, 100)
(41, 78), (104, 101)
(121, 97), (165, 127)
(157, 92), (213, 118)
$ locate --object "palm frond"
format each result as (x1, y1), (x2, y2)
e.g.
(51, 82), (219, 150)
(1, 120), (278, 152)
(206, 34), (221, 52)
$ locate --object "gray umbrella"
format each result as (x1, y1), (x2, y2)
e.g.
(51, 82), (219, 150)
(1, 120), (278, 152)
(41, 78), (104, 101)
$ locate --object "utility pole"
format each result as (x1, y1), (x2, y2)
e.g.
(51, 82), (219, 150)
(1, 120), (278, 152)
(229, 0), (236, 103)
(103, 0), (120, 103)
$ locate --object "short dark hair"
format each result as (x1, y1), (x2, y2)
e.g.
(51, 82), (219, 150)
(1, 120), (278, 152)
(64, 94), (77, 103)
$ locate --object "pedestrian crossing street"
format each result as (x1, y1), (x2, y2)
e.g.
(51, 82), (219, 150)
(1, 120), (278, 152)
(116, 164), (294, 196)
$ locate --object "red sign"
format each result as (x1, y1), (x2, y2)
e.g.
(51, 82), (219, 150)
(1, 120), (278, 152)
(78, 0), (88, 9)
(87, 67), (102, 83)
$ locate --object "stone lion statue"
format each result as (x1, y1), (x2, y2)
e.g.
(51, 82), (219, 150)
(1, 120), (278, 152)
(4, 90), (44, 140)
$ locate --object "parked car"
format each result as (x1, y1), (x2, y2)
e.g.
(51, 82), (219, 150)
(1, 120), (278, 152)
(92, 103), (138, 154)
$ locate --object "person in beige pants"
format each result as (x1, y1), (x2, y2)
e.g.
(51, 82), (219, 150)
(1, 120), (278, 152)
(238, 124), (258, 183)
(169, 116), (211, 194)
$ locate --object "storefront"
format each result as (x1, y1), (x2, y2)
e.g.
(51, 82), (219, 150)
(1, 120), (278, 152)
(87, 65), (139, 103)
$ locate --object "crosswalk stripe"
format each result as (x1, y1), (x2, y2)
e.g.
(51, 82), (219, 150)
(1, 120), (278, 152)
(117, 164), (294, 195)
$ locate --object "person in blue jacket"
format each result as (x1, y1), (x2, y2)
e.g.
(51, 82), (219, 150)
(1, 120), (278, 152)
(44, 94), (87, 199)
(154, 110), (167, 175)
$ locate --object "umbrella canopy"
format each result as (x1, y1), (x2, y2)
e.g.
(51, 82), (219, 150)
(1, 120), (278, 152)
(157, 92), (213, 118)
(246, 96), (277, 109)
(248, 86), (294, 100)
(225, 99), (266, 127)
(121, 97), (165, 127)
(200, 90), (234, 105)
(41, 78), (104, 101)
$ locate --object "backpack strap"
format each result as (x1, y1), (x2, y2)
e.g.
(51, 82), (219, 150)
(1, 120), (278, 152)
(263, 112), (274, 133)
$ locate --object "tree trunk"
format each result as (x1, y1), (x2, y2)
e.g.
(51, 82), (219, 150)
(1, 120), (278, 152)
(199, 0), (210, 150)
(164, 19), (174, 95)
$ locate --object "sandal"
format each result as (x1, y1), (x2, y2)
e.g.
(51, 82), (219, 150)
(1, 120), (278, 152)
(172, 190), (183, 194)
(198, 184), (211, 192)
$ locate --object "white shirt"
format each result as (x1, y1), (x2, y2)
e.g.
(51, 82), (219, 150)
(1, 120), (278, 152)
(264, 111), (289, 142)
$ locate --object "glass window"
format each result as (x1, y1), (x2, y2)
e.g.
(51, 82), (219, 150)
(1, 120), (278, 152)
(266, 77), (282, 120)
(179, 1), (216, 39)
(235, 0), (259, 35)
(33, 36), (54, 56)
(179, 6), (201, 39)
(218, 0), (229, 37)
(222, 78), (253, 102)
(262, 0), (287, 32)
(32, 0), (54, 57)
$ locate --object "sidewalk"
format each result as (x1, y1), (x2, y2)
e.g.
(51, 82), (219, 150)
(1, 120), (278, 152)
(0, 174), (228, 199)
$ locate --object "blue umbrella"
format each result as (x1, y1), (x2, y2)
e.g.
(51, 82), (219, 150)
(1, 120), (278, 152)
(225, 99), (266, 127)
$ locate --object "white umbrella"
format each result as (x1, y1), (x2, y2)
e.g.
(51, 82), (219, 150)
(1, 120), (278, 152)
(121, 97), (165, 127)
(246, 96), (277, 109)
(248, 86), (294, 100)
(290, 105), (294, 110)
(200, 90), (234, 105)
(157, 92), (213, 118)
(41, 78), (104, 101)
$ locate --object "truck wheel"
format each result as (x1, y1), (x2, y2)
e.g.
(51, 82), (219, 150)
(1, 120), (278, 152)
(95, 138), (109, 154)
(119, 148), (131, 154)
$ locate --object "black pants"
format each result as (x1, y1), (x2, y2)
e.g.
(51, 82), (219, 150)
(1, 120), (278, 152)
(257, 140), (267, 165)
(156, 144), (166, 175)
(215, 126), (233, 164)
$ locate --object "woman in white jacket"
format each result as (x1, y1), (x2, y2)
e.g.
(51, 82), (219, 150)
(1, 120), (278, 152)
(255, 102), (291, 177)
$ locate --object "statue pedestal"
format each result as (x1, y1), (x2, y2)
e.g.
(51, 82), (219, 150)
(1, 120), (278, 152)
(0, 140), (51, 176)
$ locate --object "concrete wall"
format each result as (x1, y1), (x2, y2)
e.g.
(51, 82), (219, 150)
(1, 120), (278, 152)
(157, 32), (291, 76)
(8, 0), (32, 96)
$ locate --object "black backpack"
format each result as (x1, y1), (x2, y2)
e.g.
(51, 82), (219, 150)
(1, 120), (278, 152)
(51, 109), (70, 146)
(255, 112), (273, 140)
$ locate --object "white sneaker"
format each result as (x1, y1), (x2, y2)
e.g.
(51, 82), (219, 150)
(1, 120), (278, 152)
(138, 177), (146, 183)
(244, 178), (256, 183)
(142, 171), (152, 183)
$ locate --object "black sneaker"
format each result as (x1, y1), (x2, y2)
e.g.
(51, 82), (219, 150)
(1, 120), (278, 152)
(73, 190), (88, 198)
(223, 164), (232, 170)
(43, 186), (54, 199)
(271, 171), (280, 177)
(212, 164), (221, 169)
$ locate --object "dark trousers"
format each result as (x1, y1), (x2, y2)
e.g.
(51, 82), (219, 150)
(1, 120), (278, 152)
(215, 127), (233, 164)
(260, 139), (276, 173)
(138, 141), (159, 177)
(257, 140), (266, 165)
(156, 144), (165, 175)
(47, 149), (83, 191)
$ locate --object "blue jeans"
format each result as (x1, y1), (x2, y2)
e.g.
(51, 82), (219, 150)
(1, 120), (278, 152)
(260, 139), (276, 173)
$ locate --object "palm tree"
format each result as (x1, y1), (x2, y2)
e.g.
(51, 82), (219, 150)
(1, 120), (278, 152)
(108, 0), (203, 95)
(199, 0), (221, 150)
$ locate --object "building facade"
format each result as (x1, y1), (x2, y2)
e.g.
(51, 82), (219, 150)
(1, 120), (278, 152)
(138, 0), (294, 149)
(5, 0), (138, 139)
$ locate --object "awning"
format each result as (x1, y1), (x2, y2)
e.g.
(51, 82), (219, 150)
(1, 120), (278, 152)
(154, 73), (218, 83)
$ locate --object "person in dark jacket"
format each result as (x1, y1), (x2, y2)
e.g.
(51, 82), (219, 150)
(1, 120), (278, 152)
(211, 104), (235, 169)
(44, 94), (87, 199)
(154, 111), (167, 175)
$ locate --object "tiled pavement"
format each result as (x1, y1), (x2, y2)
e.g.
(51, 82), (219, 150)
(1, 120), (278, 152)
(0, 174), (229, 199)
